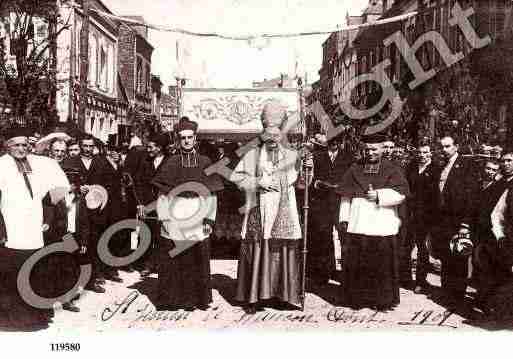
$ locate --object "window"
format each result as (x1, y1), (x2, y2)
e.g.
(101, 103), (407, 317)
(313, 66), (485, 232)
(75, 19), (81, 78)
(136, 57), (143, 94)
(99, 43), (107, 90)
(89, 33), (97, 86)
(146, 64), (151, 95)
(107, 43), (114, 94)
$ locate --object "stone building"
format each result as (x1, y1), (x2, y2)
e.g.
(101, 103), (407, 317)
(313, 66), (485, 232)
(308, 0), (513, 149)
(117, 16), (154, 142)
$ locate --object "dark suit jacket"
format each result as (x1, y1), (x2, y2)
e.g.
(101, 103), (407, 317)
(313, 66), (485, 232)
(43, 195), (90, 247)
(473, 179), (511, 241)
(311, 150), (353, 227)
(313, 150), (353, 192)
(62, 155), (115, 230)
(62, 155), (111, 188)
(405, 160), (439, 227)
(138, 155), (170, 206)
(103, 159), (128, 223)
(433, 154), (479, 236)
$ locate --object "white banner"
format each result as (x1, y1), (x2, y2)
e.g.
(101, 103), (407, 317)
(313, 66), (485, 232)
(181, 88), (300, 135)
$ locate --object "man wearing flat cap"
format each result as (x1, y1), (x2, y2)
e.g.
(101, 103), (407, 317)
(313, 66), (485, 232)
(150, 117), (224, 311)
(336, 133), (409, 310)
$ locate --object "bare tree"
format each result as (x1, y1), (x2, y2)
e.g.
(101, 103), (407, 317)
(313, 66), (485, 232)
(0, 0), (71, 133)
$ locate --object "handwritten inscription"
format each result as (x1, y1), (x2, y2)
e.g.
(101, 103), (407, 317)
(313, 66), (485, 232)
(397, 310), (457, 328)
(101, 291), (460, 329)
(326, 308), (387, 325)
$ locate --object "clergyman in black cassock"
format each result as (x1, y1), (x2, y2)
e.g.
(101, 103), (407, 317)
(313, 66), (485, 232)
(151, 118), (223, 311)
(336, 134), (409, 310)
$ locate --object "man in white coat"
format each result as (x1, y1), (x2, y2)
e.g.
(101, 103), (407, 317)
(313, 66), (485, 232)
(0, 127), (70, 250)
(0, 126), (70, 327)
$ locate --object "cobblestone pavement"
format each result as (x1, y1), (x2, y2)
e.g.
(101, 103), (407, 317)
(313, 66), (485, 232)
(33, 260), (513, 333)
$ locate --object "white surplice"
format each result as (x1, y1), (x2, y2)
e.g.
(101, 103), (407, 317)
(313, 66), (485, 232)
(157, 194), (217, 242)
(339, 188), (405, 237)
(231, 146), (302, 240)
(0, 154), (70, 249)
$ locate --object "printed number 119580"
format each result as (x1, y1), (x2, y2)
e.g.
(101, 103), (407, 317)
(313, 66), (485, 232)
(50, 343), (81, 352)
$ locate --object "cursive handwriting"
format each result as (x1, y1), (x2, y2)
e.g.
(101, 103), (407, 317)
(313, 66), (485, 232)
(397, 309), (457, 328)
(133, 308), (191, 323)
(326, 308), (387, 325)
(100, 295), (461, 329)
(234, 310), (319, 325)
(101, 291), (140, 322)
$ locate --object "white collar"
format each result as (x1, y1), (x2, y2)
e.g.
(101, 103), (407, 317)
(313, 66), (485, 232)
(418, 159), (431, 171)
(447, 153), (458, 165)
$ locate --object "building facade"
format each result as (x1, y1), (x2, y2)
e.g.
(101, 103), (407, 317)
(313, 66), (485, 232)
(61, 0), (120, 142)
(1, 0), (157, 143)
(117, 17), (154, 141)
(309, 0), (513, 147)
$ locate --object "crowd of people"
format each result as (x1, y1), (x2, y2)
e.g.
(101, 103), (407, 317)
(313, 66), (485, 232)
(306, 132), (513, 316)
(0, 99), (512, 330)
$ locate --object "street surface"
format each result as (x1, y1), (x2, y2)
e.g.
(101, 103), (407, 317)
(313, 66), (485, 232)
(30, 259), (513, 333)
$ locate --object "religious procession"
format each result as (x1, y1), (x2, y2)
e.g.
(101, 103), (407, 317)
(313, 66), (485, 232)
(2, 0), (513, 335)
(0, 96), (512, 332)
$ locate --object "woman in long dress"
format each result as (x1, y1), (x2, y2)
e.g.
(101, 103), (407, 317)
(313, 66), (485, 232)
(232, 122), (304, 313)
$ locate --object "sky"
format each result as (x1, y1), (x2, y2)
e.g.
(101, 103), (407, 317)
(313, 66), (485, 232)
(102, 0), (369, 90)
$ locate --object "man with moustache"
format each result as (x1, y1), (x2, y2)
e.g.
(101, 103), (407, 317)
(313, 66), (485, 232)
(63, 135), (113, 292)
(431, 135), (479, 308)
(404, 139), (439, 294)
(308, 134), (353, 284)
(136, 132), (171, 277)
